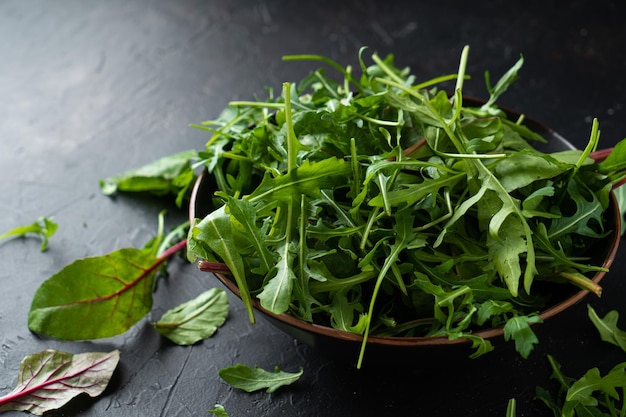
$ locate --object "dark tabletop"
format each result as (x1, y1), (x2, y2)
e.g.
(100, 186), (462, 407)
(1, 1), (625, 416)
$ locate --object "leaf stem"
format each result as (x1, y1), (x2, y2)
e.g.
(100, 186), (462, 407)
(159, 239), (187, 260)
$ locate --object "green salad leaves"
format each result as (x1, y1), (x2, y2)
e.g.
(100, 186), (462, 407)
(186, 46), (625, 366)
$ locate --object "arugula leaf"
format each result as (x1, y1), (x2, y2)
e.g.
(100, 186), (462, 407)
(0, 349), (119, 415)
(0, 217), (58, 251)
(547, 179), (608, 240)
(188, 206), (255, 324)
(247, 157), (351, 203)
(537, 355), (626, 417)
(505, 398), (516, 417)
(482, 55), (524, 110)
(257, 241), (296, 314)
(588, 305), (626, 353)
(153, 288), (229, 345)
(503, 315), (542, 359)
(218, 364), (303, 393)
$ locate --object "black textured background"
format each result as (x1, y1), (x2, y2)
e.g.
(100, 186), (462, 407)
(1, 1), (625, 416)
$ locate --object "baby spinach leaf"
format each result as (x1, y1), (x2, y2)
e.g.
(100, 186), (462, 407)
(0, 349), (119, 415)
(28, 247), (164, 340)
(99, 149), (198, 202)
(153, 288), (229, 345)
(218, 364), (303, 393)
(588, 305), (626, 353)
(0, 216), (58, 251)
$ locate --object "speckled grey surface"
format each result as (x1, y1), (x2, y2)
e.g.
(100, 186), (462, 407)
(0, 1), (625, 416)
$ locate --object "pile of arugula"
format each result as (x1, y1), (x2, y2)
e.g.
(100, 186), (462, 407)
(185, 46), (626, 366)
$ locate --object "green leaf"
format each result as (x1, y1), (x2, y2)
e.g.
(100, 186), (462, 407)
(503, 315), (542, 358)
(99, 149), (198, 197)
(257, 242), (295, 314)
(247, 157), (351, 203)
(476, 300), (513, 326)
(505, 398), (516, 417)
(494, 151), (571, 193)
(0, 216), (58, 251)
(328, 292), (362, 331)
(208, 404), (230, 417)
(614, 185), (626, 236)
(153, 288), (229, 345)
(482, 54), (524, 110)
(222, 194), (274, 274)
(548, 179), (607, 240)
(28, 247), (162, 339)
(0, 349), (119, 415)
(218, 364), (303, 393)
(598, 137), (626, 173)
(587, 305), (626, 353)
(188, 206), (256, 324)
(563, 364), (626, 417)
(487, 216), (527, 296)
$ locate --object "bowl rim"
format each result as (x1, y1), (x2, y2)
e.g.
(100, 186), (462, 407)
(187, 99), (622, 348)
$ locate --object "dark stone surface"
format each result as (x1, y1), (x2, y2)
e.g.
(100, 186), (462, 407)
(0, 1), (624, 416)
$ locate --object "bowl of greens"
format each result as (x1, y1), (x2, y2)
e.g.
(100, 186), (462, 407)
(187, 47), (624, 368)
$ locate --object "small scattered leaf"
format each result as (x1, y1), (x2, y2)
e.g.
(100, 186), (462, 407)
(99, 150), (198, 198)
(0, 349), (119, 415)
(0, 217), (58, 251)
(208, 404), (229, 416)
(153, 288), (229, 345)
(588, 305), (626, 353)
(503, 315), (542, 358)
(218, 364), (303, 393)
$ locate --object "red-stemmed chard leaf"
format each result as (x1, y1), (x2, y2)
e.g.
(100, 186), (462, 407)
(0, 349), (119, 415)
(27, 240), (186, 340)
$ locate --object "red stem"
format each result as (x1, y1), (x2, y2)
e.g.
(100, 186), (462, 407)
(197, 259), (230, 273)
(159, 239), (188, 259)
(159, 239), (230, 273)
(590, 147), (613, 163)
